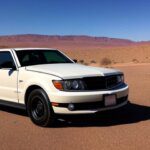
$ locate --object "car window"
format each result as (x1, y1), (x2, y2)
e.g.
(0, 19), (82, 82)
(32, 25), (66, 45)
(16, 50), (73, 67)
(43, 51), (68, 62)
(0, 51), (15, 68)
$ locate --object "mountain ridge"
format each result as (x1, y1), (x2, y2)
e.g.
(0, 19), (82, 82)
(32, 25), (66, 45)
(0, 34), (149, 49)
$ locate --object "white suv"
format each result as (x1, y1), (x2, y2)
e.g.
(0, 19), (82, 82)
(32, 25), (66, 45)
(0, 48), (129, 126)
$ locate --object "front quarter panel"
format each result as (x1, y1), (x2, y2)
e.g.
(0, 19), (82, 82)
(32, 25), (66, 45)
(18, 67), (61, 104)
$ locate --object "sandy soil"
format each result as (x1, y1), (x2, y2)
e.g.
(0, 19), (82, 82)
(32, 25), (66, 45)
(0, 64), (150, 150)
(62, 44), (150, 64)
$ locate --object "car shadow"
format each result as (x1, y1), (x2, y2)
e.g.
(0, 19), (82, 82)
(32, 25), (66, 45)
(55, 102), (150, 127)
(0, 105), (27, 117)
(0, 102), (149, 127)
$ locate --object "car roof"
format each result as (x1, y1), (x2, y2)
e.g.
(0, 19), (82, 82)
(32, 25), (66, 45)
(0, 48), (58, 51)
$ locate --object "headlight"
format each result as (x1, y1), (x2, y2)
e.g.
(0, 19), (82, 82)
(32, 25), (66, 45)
(53, 79), (86, 91)
(117, 74), (124, 83)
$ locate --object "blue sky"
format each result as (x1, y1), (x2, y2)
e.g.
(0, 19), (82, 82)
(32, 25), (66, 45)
(0, 0), (150, 41)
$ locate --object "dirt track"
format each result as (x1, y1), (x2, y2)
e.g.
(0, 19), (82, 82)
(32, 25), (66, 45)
(0, 64), (150, 150)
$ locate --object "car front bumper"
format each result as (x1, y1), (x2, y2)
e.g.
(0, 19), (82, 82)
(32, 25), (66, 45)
(50, 84), (129, 114)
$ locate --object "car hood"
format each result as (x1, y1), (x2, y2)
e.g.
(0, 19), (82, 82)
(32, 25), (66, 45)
(26, 64), (122, 79)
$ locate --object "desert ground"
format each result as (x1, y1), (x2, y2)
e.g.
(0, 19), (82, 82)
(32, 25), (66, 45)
(0, 63), (149, 150)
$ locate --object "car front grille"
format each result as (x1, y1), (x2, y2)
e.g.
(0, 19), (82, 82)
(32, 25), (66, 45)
(83, 75), (120, 90)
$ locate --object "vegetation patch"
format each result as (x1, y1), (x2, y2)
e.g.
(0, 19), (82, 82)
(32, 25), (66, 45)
(101, 57), (112, 65)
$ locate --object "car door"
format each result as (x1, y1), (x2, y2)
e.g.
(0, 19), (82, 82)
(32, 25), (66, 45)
(0, 50), (18, 102)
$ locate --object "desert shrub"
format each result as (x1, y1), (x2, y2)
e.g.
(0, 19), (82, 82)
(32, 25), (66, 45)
(79, 60), (84, 64)
(90, 60), (96, 63)
(73, 59), (78, 63)
(101, 57), (112, 65)
(132, 58), (139, 63)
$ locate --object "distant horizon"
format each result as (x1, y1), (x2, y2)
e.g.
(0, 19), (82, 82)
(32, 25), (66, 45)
(0, 33), (145, 42)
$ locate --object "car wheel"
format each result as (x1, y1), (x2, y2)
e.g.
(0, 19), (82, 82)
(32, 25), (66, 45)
(27, 89), (55, 127)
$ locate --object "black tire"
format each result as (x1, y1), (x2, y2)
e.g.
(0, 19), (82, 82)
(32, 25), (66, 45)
(27, 89), (55, 127)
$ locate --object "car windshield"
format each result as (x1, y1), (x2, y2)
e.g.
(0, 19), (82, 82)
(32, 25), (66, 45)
(16, 50), (73, 67)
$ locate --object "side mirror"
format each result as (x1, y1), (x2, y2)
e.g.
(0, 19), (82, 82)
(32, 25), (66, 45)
(73, 59), (77, 63)
(11, 65), (17, 70)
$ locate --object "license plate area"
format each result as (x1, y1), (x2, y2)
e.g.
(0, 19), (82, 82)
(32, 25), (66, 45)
(104, 95), (116, 107)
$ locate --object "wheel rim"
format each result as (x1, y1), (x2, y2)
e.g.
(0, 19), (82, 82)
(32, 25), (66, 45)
(31, 96), (45, 120)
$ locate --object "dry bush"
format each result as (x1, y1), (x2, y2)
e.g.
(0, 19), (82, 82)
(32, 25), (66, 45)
(90, 60), (96, 64)
(132, 58), (139, 63)
(84, 62), (89, 65)
(101, 57), (112, 65)
(79, 60), (84, 64)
